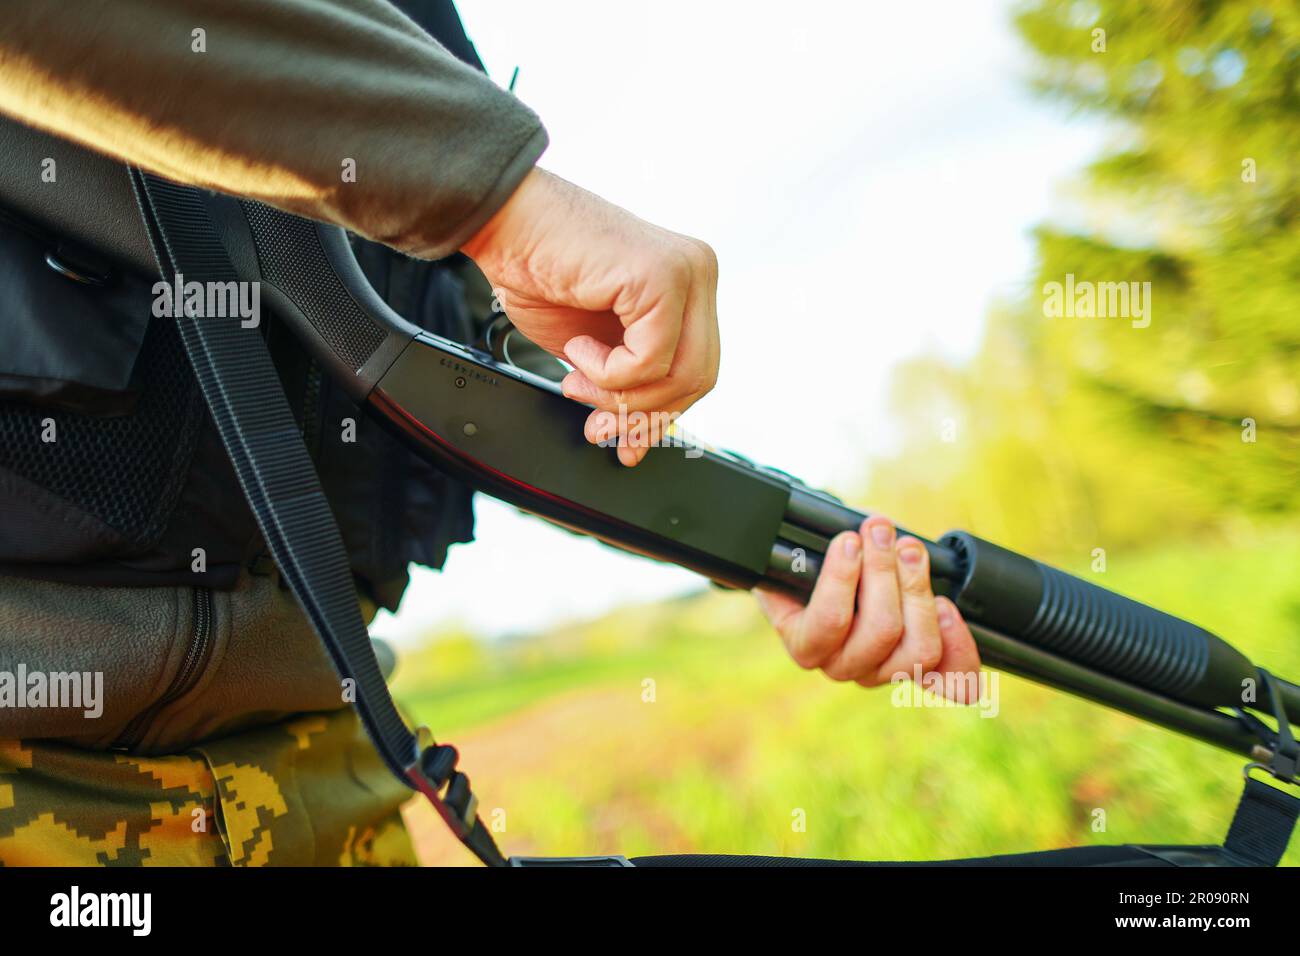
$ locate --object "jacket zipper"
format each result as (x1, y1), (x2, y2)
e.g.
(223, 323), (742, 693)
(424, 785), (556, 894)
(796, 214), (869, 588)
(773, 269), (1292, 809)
(117, 587), (214, 750)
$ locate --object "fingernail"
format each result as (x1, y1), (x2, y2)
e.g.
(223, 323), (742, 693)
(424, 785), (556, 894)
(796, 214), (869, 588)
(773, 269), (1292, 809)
(898, 543), (923, 565)
(842, 533), (860, 560)
(936, 597), (955, 630)
(869, 522), (894, 549)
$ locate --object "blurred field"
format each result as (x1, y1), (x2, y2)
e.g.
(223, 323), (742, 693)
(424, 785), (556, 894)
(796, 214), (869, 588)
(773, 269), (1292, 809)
(392, 0), (1300, 867)
(397, 527), (1300, 866)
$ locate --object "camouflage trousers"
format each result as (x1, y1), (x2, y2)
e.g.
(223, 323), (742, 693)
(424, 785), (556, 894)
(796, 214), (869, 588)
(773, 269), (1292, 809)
(0, 572), (417, 866)
(0, 708), (417, 866)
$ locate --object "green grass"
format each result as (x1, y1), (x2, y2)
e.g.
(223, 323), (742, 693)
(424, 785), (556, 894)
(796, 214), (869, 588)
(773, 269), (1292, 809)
(398, 651), (657, 730)
(395, 530), (1300, 864)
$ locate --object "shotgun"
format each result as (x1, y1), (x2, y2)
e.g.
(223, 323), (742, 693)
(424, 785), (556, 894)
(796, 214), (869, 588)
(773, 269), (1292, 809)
(199, 193), (1298, 767)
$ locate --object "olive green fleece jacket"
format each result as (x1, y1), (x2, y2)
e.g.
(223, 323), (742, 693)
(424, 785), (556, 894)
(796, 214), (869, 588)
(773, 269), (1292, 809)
(0, 0), (548, 259)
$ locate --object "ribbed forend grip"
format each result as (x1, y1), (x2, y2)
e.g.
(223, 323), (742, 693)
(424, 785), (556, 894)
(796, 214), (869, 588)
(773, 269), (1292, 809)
(941, 531), (1256, 709)
(1025, 564), (1208, 700)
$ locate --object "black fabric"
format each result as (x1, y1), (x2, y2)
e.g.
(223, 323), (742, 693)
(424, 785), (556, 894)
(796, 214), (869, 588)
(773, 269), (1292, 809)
(630, 847), (1194, 867)
(0, 316), (202, 548)
(1222, 776), (1300, 866)
(631, 778), (1299, 868)
(0, 210), (150, 415)
(0, 0), (489, 606)
(398, 0), (486, 71)
(0, 209), (480, 602)
(0, 203), (258, 587)
(0, 207), (208, 562)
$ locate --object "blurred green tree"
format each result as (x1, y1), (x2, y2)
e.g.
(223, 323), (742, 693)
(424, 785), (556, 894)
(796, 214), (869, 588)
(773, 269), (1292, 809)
(866, 0), (1299, 559)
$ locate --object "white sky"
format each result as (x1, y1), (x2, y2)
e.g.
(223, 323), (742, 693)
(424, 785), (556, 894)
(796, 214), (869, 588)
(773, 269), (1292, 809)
(370, 0), (1106, 645)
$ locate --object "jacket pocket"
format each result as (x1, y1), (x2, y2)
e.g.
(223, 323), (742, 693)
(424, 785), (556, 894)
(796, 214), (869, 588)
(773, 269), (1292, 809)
(0, 209), (154, 417)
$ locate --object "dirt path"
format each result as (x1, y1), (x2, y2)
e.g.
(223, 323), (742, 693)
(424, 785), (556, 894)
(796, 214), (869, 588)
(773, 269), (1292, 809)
(402, 673), (816, 866)
(402, 683), (652, 866)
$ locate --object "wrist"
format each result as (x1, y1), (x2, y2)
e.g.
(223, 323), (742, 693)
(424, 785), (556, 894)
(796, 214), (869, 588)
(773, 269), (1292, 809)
(461, 165), (546, 267)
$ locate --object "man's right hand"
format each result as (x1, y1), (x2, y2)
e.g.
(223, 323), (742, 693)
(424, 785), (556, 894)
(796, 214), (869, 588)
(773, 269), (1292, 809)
(461, 168), (720, 467)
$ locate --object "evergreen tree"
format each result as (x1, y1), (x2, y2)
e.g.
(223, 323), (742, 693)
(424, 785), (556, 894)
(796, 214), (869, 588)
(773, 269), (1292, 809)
(867, 0), (1299, 557)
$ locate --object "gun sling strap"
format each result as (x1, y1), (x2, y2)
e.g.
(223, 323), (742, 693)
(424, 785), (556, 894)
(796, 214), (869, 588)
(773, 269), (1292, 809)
(130, 170), (507, 868)
(129, 170), (1299, 868)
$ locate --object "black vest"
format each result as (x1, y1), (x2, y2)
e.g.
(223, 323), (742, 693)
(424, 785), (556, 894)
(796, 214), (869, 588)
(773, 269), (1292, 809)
(0, 0), (487, 610)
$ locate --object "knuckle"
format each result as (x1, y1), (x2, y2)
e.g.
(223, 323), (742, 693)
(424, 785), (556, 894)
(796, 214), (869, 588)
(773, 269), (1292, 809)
(662, 246), (694, 285)
(865, 610), (903, 646)
(790, 643), (823, 670)
(692, 239), (718, 275)
(900, 577), (931, 599)
(828, 562), (858, 588)
(821, 663), (854, 683)
(812, 604), (853, 636)
(874, 665), (907, 687)
(585, 366), (614, 388)
(864, 547), (896, 572)
(898, 560), (932, 594)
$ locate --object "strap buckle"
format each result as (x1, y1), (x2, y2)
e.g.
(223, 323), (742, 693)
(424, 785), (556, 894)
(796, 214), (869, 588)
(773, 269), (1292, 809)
(407, 728), (478, 836)
(1243, 761), (1299, 788)
(406, 731), (507, 867)
(1242, 668), (1300, 785)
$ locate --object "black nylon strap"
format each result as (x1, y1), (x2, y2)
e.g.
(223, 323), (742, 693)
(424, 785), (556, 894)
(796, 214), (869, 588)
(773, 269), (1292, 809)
(129, 170), (505, 867)
(1219, 668), (1300, 866)
(1222, 777), (1299, 866)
